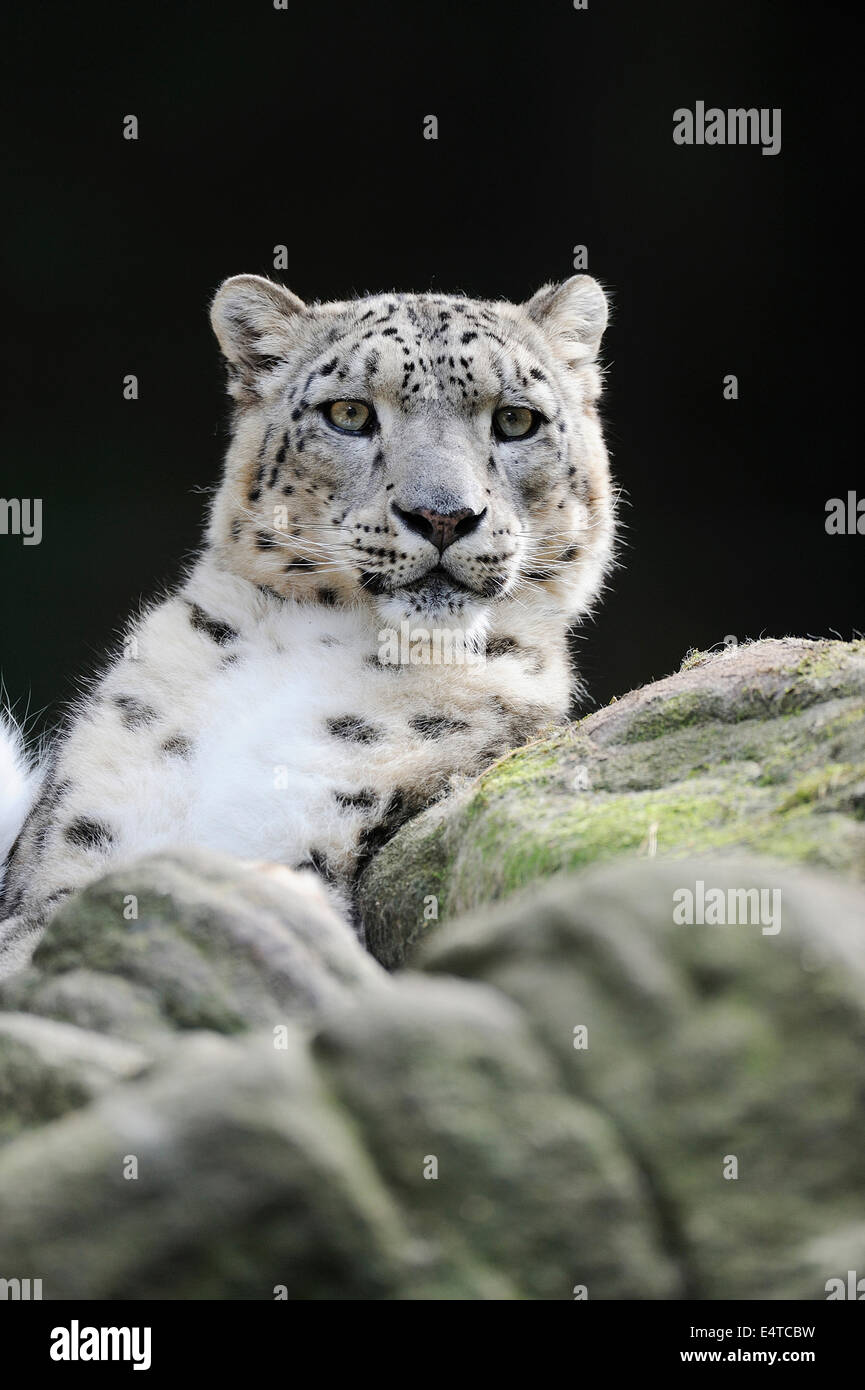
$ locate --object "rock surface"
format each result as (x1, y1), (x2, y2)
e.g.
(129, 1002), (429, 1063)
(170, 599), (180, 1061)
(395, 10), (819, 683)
(359, 638), (865, 967)
(0, 638), (863, 1299)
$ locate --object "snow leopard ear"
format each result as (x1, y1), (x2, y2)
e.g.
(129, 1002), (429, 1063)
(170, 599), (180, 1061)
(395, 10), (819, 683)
(210, 275), (306, 404)
(524, 275), (608, 366)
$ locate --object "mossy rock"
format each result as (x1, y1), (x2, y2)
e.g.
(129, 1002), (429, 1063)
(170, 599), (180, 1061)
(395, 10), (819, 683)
(359, 638), (865, 967)
(1, 637), (864, 1299)
(0, 853), (861, 1299)
(419, 855), (865, 1300)
(0, 848), (384, 1042)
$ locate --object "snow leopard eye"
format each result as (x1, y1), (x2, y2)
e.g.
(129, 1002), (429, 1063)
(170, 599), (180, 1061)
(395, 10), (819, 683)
(323, 400), (374, 434)
(493, 406), (541, 440)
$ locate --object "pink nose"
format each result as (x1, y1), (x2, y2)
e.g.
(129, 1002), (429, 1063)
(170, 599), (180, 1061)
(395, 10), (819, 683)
(393, 504), (486, 551)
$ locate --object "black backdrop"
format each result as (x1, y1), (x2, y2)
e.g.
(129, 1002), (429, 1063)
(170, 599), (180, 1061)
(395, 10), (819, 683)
(0, 0), (860, 736)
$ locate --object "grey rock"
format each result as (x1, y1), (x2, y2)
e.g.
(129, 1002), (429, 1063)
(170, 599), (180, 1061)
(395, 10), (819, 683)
(0, 1030), (418, 1299)
(0, 1013), (150, 1143)
(1, 640), (863, 1299)
(0, 848), (384, 1041)
(358, 638), (865, 968)
(420, 856), (865, 1299)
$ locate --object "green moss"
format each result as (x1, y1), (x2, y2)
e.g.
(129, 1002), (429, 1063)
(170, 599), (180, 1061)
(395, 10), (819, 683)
(359, 639), (865, 954)
(371, 709), (865, 929)
(777, 764), (858, 812)
(678, 648), (711, 672)
(775, 641), (865, 715)
(795, 640), (865, 683)
(470, 748), (562, 802)
(818, 702), (865, 736)
(619, 692), (717, 743)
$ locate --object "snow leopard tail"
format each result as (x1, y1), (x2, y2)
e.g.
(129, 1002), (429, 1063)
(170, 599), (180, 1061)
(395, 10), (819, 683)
(0, 711), (40, 895)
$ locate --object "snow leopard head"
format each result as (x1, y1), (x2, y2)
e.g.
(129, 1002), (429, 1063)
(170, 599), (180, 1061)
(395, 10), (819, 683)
(209, 274), (615, 640)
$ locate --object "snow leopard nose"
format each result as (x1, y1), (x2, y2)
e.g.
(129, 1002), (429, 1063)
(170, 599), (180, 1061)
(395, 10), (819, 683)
(392, 503), (486, 552)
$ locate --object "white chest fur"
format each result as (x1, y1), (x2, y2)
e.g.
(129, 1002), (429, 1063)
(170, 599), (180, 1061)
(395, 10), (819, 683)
(58, 567), (570, 885)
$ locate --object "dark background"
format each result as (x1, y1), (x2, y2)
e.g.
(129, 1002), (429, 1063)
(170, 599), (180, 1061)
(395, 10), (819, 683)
(0, 0), (860, 737)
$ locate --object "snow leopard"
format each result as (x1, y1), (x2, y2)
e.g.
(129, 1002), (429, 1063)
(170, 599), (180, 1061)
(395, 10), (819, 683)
(0, 272), (615, 976)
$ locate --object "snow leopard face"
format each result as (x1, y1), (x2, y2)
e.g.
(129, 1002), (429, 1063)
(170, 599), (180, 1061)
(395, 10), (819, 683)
(209, 274), (614, 636)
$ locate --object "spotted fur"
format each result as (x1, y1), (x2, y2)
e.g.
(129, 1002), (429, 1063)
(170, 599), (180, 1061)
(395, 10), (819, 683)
(0, 273), (616, 975)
